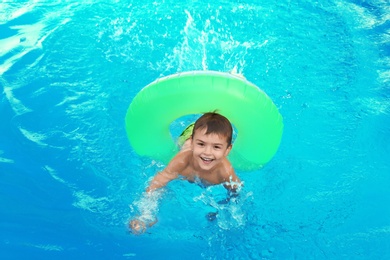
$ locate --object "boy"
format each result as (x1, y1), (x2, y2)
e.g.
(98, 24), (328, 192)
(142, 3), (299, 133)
(129, 112), (241, 234)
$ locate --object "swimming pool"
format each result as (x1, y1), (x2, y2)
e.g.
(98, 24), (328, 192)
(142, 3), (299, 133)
(1, 0), (389, 259)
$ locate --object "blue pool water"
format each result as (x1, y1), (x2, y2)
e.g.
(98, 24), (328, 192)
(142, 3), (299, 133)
(1, 1), (389, 259)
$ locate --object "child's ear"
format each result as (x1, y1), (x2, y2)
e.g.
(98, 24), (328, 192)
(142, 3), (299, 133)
(224, 144), (232, 156)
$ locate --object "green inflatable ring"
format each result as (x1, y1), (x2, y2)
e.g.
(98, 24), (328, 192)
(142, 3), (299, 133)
(125, 71), (283, 171)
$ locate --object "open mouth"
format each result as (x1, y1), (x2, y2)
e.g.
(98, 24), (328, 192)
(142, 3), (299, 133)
(200, 156), (214, 164)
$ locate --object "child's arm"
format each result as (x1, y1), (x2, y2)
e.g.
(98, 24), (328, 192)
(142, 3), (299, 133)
(129, 191), (159, 234)
(129, 177), (170, 235)
(129, 171), (175, 234)
(146, 149), (190, 192)
(129, 152), (188, 234)
(221, 166), (242, 203)
(146, 169), (178, 192)
(222, 164), (242, 192)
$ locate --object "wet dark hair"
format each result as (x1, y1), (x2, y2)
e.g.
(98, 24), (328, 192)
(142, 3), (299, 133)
(192, 112), (233, 146)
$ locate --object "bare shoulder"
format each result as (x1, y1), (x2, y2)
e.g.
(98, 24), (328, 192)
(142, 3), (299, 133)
(165, 149), (192, 173)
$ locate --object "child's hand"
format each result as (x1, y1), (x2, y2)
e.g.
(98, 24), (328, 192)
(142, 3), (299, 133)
(129, 219), (146, 234)
(129, 218), (158, 235)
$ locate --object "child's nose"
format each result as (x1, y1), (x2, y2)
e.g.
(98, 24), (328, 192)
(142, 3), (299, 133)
(204, 145), (212, 154)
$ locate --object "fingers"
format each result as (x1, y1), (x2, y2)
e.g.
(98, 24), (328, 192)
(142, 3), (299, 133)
(129, 219), (146, 235)
(129, 217), (158, 234)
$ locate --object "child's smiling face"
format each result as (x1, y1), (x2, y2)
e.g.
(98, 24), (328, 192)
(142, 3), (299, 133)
(191, 127), (232, 172)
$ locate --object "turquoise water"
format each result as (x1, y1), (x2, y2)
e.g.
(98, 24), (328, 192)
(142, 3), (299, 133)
(1, 1), (389, 259)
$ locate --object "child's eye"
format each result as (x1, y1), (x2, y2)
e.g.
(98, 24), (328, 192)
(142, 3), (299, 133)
(197, 142), (204, 147)
(214, 145), (222, 150)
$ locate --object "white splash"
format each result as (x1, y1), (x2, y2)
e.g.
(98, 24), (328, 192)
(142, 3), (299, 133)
(19, 127), (48, 147)
(130, 190), (163, 224)
(3, 86), (32, 115)
(72, 191), (111, 213)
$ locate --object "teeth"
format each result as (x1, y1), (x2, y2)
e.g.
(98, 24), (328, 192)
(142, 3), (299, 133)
(201, 157), (212, 162)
